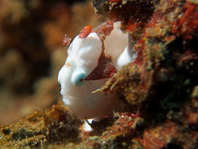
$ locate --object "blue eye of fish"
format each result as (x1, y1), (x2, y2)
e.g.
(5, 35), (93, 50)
(72, 71), (87, 85)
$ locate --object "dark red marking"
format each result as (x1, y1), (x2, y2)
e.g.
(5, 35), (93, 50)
(93, 21), (114, 41)
(84, 21), (116, 80)
(85, 52), (117, 81)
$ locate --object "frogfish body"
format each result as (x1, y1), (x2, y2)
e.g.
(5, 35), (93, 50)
(58, 21), (135, 120)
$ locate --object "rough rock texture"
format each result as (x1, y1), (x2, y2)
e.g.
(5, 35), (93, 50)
(0, 0), (198, 148)
(0, 105), (82, 148)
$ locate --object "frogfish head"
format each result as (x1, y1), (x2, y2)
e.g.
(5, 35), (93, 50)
(58, 22), (131, 120)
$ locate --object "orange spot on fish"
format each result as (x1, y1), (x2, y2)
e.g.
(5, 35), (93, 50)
(65, 61), (71, 67)
(79, 25), (92, 39)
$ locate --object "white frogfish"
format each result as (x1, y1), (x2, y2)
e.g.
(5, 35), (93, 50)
(58, 21), (135, 120)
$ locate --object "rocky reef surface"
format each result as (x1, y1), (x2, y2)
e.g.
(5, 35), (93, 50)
(0, 0), (198, 148)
